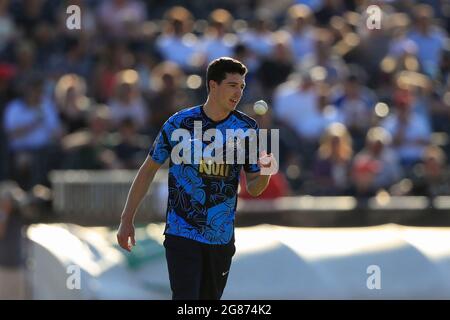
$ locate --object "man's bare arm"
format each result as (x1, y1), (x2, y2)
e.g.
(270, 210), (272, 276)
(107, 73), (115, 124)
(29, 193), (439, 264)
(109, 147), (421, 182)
(245, 152), (278, 197)
(117, 156), (162, 251)
(245, 171), (271, 197)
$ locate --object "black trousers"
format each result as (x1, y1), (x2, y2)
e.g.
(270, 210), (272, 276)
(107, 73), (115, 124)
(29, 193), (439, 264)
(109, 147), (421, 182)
(164, 234), (236, 300)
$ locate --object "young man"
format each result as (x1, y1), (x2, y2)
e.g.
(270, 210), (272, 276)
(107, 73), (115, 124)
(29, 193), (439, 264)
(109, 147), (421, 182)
(117, 57), (277, 300)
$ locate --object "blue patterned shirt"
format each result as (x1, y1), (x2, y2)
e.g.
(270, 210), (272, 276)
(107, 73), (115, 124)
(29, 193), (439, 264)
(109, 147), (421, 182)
(149, 105), (260, 244)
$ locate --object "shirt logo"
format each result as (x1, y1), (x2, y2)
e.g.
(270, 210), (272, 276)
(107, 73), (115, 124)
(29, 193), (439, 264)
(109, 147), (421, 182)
(198, 159), (230, 178)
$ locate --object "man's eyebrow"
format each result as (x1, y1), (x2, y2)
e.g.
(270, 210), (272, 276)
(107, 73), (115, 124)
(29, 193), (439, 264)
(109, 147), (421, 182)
(225, 81), (246, 86)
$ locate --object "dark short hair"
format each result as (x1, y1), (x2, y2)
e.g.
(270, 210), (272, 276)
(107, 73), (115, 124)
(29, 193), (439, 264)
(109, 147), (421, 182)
(206, 57), (247, 93)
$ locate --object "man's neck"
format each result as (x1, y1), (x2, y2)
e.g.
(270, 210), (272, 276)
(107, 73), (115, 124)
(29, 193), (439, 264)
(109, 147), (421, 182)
(203, 98), (230, 122)
(417, 25), (430, 36)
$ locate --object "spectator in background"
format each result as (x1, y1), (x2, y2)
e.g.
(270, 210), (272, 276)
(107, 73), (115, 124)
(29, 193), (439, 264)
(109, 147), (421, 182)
(12, 40), (38, 84)
(314, 0), (346, 27)
(11, 0), (56, 39)
(256, 31), (294, 103)
(301, 28), (348, 86)
(380, 16), (423, 98)
(231, 42), (260, 104)
(351, 151), (381, 198)
(409, 144), (450, 197)
(97, 0), (146, 39)
(32, 20), (59, 70)
(198, 9), (236, 65)
(147, 61), (191, 135)
(239, 14), (275, 59)
(92, 41), (136, 103)
(274, 73), (341, 169)
(233, 42), (254, 73)
(398, 71), (434, 122)
(48, 36), (93, 81)
(352, 127), (402, 196)
(108, 69), (148, 131)
(351, 9), (392, 88)
(387, 13), (418, 69)
(406, 4), (447, 79)
(3, 74), (62, 189)
(54, 73), (91, 133)
(134, 47), (158, 96)
(382, 87), (431, 169)
(0, 181), (27, 300)
(332, 71), (377, 151)
(310, 122), (353, 195)
(62, 104), (119, 170)
(112, 118), (149, 169)
(284, 4), (316, 63)
(155, 6), (198, 72)
(378, 71), (432, 123)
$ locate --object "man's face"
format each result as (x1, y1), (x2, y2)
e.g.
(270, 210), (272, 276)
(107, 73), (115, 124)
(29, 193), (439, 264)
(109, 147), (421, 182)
(210, 73), (245, 112)
(25, 85), (43, 107)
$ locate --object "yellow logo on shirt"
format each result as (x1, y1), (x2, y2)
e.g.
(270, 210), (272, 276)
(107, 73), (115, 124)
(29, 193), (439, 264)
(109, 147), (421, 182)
(199, 159), (230, 178)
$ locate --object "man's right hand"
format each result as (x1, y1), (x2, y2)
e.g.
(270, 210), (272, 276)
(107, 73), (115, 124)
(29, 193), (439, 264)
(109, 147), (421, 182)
(116, 156), (161, 252)
(117, 219), (136, 252)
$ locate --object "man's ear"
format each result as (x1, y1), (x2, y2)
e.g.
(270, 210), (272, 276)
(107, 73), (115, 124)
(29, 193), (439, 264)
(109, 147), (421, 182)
(209, 80), (217, 91)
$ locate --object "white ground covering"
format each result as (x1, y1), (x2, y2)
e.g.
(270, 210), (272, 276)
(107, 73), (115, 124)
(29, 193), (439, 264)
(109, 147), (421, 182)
(26, 223), (450, 299)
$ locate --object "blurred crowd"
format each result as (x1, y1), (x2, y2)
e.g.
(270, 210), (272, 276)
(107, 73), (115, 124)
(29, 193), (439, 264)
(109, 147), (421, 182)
(0, 0), (450, 199)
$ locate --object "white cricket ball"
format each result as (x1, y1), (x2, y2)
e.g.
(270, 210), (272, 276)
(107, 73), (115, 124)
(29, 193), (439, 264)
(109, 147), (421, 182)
(253, 100), (268, 115)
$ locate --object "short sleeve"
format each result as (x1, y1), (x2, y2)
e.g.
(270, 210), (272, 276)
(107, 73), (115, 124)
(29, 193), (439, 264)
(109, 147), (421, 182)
(243, 122), (261, 173)
(149, 119), (173, 164)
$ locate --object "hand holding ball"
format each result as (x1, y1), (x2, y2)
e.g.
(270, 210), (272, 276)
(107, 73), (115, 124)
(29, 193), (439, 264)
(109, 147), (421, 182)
(259, 155), (271, 166)
(258, 151), (278, 175)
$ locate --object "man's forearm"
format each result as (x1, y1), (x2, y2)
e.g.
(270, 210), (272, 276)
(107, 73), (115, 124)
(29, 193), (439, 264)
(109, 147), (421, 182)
(8, 118), (42, 140)
(247, 174), (271, 197)
(121, 165), (157, 222)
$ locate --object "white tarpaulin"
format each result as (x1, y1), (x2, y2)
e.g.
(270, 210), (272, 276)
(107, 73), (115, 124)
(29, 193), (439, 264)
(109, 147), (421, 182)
(27, 223), (450, 299)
